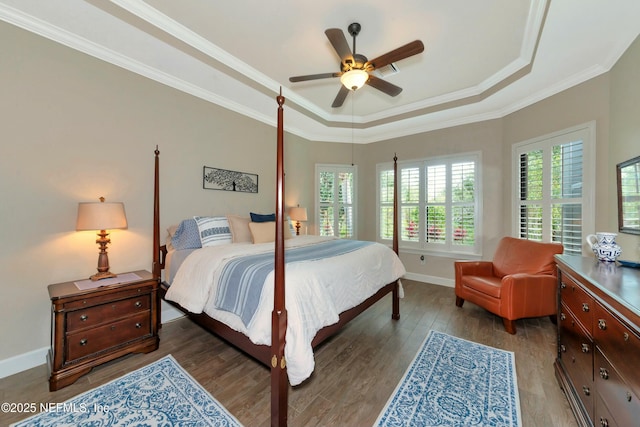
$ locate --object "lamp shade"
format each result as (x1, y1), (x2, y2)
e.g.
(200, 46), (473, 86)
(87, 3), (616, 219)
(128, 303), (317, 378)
(289, 207), (308, 222)
(340, 69), (369, 91)
(76, 199), (128, 231)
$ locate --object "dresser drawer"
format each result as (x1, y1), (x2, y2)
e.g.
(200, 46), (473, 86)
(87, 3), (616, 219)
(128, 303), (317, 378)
(67, 294), (151, 332)
(560, 272), (594, 334)
(66, 311), (151, 361)
(559, 303), (594, 418)
(595, 349), (640, 427)
(593, 302), (640, 398)
(596, 394), (619, 427)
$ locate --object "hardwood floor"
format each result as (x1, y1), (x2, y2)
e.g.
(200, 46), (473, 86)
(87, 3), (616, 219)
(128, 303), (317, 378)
(1, 280), (577, 427)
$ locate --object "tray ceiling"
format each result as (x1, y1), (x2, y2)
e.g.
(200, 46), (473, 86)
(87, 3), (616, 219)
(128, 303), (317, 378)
(1, 0), (639, 143)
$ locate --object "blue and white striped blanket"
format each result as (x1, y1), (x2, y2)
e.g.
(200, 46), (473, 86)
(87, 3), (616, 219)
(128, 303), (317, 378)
(214, 239), (373, 326)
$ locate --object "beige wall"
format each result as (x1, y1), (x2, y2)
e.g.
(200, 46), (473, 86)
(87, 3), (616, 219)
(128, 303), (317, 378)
(357, 120), (504, 281)
(609, 36), (640, 258)
(0, 22), (342, 365)
(502, 74), (611, 235)
(1, 19), (638, 374)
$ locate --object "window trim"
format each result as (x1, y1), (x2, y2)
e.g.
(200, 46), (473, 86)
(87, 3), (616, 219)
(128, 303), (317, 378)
(377, 151), (482, 256)
(511, 121), (595, 255)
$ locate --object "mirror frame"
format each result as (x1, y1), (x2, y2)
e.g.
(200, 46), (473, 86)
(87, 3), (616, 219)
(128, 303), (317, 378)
(617, 155), (640, 235)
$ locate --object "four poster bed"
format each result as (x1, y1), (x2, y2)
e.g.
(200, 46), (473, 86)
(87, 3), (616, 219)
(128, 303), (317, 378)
(152, 93), (404, 427)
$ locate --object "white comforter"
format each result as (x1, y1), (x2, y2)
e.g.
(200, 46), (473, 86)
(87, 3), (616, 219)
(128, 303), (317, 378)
(165, 236), (406, 385)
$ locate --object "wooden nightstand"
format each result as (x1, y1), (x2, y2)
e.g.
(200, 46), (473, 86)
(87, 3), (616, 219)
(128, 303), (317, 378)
(47, 270), (159, 391)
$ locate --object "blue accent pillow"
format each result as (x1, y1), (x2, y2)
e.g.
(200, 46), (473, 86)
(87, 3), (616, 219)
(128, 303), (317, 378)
(171, 219), (202, 250)
(250, 212), (276, 223)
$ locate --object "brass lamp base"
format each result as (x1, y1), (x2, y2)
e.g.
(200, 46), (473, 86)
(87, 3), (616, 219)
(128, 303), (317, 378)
(90, 229), (116, 281)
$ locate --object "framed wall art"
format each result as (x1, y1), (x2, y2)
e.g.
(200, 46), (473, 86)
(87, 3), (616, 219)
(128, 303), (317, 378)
(203, 166), (258, 193)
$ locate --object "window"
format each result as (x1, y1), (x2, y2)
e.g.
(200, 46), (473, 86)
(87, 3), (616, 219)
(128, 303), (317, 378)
(377, 153), (481, 255)
(513, 123), (595, 255)
(316, 164), (357, 238)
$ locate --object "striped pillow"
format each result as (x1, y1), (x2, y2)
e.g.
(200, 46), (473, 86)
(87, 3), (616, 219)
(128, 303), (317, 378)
(194, 216), (232, 247)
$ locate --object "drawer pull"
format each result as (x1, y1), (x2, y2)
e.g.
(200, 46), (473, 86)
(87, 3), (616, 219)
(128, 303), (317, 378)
(560, 313), (566, 321)
(582, 386), (590, 396)
(598, 319), (607, 330)
(560, 344), (566, 353)
(560, 282), (566, 289)
(627, 392), (633, 402)
(582, 303), (590, 312)
(624, 332), (629, 341)
(135, 301), (142, 308)
(599, 367), (609, 380)
(581, 343), (590, 353)
(135, 323), (142, 329)
(80, 314), (88, 322)
(600, 417), (609, 427)
(80, 339), (88, 346)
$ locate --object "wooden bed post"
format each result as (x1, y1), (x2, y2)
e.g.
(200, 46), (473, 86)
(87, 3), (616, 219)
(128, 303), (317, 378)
(153, 146), (161, 280)
(392, 153), (400, 320)
(272, 89), (288, 427)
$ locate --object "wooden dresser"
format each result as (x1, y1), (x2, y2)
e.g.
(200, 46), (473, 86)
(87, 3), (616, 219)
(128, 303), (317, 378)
(48, 270), (159, 391)
(555, 255), (640, 427)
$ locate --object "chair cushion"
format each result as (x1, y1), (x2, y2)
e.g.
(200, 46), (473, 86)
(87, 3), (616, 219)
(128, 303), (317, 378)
(492, 237), (563, 278)
(461, 275), (503, 298)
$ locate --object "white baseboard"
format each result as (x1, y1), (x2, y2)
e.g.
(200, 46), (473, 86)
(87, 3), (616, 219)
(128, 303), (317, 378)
(1, 276), (450, 379)
(161, 301), (185, 323)
(0, 346), (49, 379)
(403, 272), (454, 288)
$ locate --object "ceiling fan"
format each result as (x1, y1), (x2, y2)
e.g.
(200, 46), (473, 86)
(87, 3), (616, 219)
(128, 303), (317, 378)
(289, 22), (424, 108)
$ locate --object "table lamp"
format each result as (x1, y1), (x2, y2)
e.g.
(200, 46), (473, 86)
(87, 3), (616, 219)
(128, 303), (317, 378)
(76, 197), (128, 281)
(289, 206), (308, 235)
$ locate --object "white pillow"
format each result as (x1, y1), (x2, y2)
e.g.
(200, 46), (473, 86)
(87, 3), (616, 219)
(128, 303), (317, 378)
(193, 216), (232, 247)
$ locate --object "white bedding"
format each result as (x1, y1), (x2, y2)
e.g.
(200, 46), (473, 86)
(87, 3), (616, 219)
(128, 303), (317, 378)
(165, 235), (406, 385)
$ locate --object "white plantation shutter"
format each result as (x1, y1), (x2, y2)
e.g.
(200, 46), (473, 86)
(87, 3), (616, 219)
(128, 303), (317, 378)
(379, 169), (395, 240)
(514, 123), (594, 256)
(426, 164), (446, 244)
(451, 161), (476, 247)
(377, 153), (481, 255)
(316, 165), (357, 238)
(401, 167), (420, 242)
(519, 149), (544, 241)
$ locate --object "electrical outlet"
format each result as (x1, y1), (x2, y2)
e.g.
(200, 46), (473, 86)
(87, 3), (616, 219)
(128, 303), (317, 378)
(420, 254), (425, 265)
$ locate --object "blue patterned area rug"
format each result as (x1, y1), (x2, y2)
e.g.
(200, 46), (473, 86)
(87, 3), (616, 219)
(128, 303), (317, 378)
(12, 355), (242, 427)
(375, 330), (521, 427)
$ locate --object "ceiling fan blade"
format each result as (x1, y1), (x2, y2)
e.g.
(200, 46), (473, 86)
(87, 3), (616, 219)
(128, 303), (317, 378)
(366, 75), (403, 97)
(325, 28), (353, 63)
(289, 72), (340, 82)
(331, 85), (350, 108)
(367, 40), (425, 70)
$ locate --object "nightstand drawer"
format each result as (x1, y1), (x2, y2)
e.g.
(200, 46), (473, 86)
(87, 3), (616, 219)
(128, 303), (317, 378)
(66, 294), (151, 332)
(66, 311), (151, 361)
(63, 286), (151, 311)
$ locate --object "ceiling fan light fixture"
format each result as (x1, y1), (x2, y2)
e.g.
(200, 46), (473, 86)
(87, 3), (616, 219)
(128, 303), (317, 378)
(340, 69), (369, 91)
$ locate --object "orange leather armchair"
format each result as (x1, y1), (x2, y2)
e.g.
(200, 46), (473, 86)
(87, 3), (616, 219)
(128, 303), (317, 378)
(455, 236), (564, 334)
